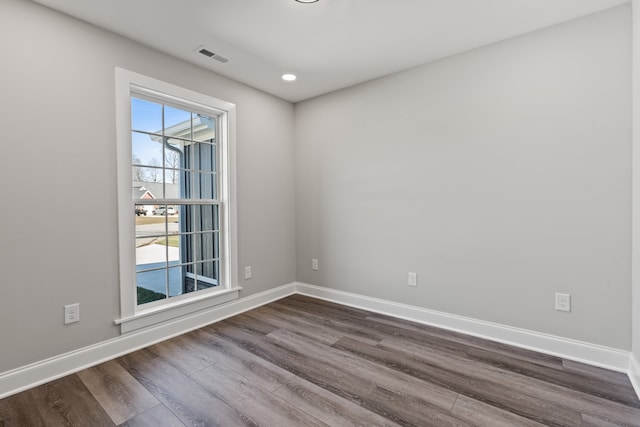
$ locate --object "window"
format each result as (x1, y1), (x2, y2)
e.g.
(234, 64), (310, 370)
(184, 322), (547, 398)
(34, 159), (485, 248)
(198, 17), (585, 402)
(115, 68), (238, 332)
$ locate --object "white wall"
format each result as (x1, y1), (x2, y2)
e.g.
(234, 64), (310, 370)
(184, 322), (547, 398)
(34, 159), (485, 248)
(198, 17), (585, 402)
(0, 0), (295, 373)
(295, 6), (632, 350)
(631, 0), (640, 392)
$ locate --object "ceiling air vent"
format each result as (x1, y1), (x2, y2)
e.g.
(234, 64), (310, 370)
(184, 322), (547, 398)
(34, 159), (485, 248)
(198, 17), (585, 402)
(195, 45), (229, 63)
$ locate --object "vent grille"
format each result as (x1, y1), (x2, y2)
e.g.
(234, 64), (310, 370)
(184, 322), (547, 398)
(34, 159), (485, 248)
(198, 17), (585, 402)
(198, 47), (215, 57)
(195, 46), (229, 63)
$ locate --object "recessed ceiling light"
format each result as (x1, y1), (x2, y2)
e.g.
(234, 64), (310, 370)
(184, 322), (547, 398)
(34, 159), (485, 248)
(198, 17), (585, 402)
(282, 74), (297, 81)
(295, 0), (319, 3)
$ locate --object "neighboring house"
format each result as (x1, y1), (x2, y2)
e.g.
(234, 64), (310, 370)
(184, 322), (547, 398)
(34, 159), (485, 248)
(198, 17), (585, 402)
(132, 181), (179, 200)
(132, 184), (155, 215)
(133, 185), (154, 200)
(133, 181), (179, 214)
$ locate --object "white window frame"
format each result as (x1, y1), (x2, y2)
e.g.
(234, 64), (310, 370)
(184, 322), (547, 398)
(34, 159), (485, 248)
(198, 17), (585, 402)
(114, 68), (238, 333)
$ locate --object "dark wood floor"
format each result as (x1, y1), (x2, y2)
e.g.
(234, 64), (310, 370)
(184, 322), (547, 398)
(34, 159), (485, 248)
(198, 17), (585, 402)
(1, 295), (639, 426)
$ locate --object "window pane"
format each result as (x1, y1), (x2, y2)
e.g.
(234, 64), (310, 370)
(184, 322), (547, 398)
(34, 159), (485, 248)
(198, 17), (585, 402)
(149, 204), (179, 218)
(181, 204), (218, 233)
(165, 138), (186, 169)
(193, 173), (216, 199)
(131, 166), (162, 189)
(194, 204), (219, 232)
(193, 114), (215, 142)
(132, 132), (163, 168)
(195, 232), (219, 262)
(133, 182), (156, 204)
(136, 238), (167, 270)
(194, 142), (216, 172)
(164, 106), (191, 135)
(148, 167), (164, 186)
(164, 235), (180, 265)
(168, 265), (184, 297)
(196, 261), (219, 289)
(136, 270), (167, 305)
(131, 97), (162, 133)
(166, 208), (180, 237)
(135, 212), (166, 238)
(184, 263), (196, 294)
(163, 169), (184, 198)
(179, 170), (192, 200)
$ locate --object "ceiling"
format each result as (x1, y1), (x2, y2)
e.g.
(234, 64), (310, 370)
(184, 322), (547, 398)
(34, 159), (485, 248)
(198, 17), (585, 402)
(32, 0), (629, 103)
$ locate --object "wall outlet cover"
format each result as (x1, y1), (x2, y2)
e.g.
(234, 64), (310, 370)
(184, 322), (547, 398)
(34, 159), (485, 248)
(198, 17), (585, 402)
(64, 303), (80, 324)
(555, 293), (571, 312)
(408, 272), (417, 287)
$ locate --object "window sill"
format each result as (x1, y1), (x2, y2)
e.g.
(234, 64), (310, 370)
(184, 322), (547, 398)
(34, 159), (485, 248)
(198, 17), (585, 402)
(115, 287), (241, 333)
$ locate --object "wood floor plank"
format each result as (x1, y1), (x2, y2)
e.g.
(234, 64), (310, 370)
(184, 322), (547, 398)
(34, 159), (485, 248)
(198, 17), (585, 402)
(244, 305), (343, 345)
(278, 294), (374, 321)
(212, 319), (380, 400)
(268, 299), (384, 345)
(581, 413), (627, 427)
(450, 394), (548, 427)
(76, 359), (159, 425)
(334, 310), (640, 408)
(264, 328), (462, 423)
(220, 314), (458, 426)
(203, 311), (277, 337)
(278, 296), (568, 382)
(563, 359), (637, 389)
(117, 348), (253, 427)
(461, 345), (640, 407)
(272, 372), (402, 427)
(0, 375), (114, 427)
(364, 313), (566, 370)
(372, 316), (638, 407)
(334, 335), (583, 426)
(182, 328), (296, 392)
(0, 387), (44, 426)
(145, 333), (215, 376)
(119, 404), (185, 427)
(192, 363), (328, 427)
(377, 336), (640, 426)
(363, 315), (640, 408)
(365, 385), (474, 427)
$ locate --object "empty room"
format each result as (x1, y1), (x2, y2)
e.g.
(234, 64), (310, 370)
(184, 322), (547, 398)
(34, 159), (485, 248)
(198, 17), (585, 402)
(1, 0), (640, 425)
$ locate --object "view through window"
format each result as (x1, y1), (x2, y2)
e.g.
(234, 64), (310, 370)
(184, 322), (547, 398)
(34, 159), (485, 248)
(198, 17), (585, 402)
(131, 96), (220, 306)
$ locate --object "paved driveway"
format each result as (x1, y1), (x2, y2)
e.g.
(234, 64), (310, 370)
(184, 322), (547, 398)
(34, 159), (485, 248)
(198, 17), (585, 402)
(136, 244), (182, 297)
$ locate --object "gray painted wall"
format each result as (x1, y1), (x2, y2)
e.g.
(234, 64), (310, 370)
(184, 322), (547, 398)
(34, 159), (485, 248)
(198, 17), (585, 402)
(632, 0), (640, 382)
(0, 0), (295, 373)
(295, 6), (632, 349)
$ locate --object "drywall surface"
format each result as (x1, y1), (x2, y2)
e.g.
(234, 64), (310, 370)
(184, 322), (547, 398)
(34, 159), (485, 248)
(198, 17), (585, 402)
(295, 6), (632, 349)
(632, 0), (640, 386)
(0, 0), (295, 373)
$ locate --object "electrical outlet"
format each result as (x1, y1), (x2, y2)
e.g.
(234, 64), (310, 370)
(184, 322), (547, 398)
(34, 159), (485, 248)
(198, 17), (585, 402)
(244, 266), (252, 280)
(408, 272), (417, 287)
(312, 259), (319, 271)
(64, 303), (80, 324)
(555, 293), (571, 312)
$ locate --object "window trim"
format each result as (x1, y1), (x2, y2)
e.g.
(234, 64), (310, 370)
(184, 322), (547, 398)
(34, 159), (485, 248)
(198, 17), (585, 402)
(114, 67), (238, 333)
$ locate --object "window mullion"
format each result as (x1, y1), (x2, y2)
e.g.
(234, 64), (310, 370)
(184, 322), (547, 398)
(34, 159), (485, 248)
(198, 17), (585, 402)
(191, 117), (198, 292)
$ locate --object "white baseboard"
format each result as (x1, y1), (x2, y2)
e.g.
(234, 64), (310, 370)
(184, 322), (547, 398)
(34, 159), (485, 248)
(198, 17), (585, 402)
(0, 283), (296, 399)
(295, 283), (631, 373)
(630, 354), (640, 399)
(1, 281), (635, 401)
